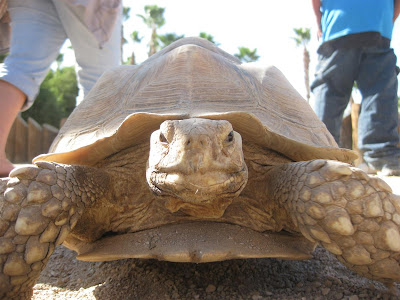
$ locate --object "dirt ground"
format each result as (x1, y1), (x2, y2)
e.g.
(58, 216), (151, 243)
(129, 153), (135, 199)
(31, 245), (398, 300)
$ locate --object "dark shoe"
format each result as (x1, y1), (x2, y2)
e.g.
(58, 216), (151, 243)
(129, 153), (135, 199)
(379, 163), (400, 176)
(366, 158), (400, 176)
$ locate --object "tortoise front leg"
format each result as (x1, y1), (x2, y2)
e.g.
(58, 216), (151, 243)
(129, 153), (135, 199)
(0, 161), (110, 300)
(266, 159), (400, 287)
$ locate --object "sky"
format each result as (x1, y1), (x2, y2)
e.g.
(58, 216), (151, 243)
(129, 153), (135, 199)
(122, 0), (318, 100)
(62, 0), (400, 103)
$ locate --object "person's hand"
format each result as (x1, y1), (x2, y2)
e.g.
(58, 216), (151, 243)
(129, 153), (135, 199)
(317, 28), (322, 40)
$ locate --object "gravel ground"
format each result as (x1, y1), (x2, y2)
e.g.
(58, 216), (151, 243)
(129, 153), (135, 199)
(31, 245), (398, 300)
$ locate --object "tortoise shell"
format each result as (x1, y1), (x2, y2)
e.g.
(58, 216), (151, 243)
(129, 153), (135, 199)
(35, 37), (356, 165)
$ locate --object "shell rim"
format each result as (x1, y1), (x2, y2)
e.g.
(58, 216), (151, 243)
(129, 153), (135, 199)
(33, 111), (358, 166)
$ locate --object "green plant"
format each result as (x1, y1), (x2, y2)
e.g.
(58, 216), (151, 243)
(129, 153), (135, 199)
(22, 67), (78, 127)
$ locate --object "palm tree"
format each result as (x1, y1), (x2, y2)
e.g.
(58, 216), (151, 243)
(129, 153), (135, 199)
(199, 32), (219, 45)
(234, 47), (259, 63)
(158, 33), (184, 49)
(129, 31), (143, 65)
(137, 5), (166, 56)
(121, 6), (131, 63)
(55, 53), (64, 70)
(156, 32), (219, 50)
(292, 28), (311, 102)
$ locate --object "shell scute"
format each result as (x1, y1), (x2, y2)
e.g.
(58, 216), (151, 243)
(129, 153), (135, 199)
(35, 37), (356, 165)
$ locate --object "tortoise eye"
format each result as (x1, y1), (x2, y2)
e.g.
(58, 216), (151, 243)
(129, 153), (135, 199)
(159, 132), (168, 144)
(227, 131), (234, 143)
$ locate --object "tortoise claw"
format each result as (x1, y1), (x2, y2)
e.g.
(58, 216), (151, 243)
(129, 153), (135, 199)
(9, 165), (40, 180)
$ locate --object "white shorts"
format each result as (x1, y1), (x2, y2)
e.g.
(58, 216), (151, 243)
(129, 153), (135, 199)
(0, 0), (121, 110)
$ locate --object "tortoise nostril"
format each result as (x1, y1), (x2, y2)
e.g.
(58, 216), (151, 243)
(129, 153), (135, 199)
(186, 138), (206, 147)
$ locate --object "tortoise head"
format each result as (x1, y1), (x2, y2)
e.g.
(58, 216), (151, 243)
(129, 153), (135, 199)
(146, 118), (248, 218)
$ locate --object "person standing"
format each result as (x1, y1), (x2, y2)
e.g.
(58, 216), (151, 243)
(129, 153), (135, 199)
(311, 0), (400, 175)
(0, 0), (122, 177)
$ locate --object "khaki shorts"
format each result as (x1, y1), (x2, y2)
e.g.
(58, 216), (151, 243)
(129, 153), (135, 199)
(0, 0), (121, 110)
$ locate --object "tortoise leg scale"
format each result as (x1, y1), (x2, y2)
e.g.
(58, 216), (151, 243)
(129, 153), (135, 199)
(266, 159), (400, 287)
(0, 161), (109, 299)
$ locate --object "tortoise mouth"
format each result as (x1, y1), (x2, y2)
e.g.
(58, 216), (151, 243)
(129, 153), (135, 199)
(74, 222), (315, 263)
(147, 168), (248, 197)
(148, 170), (247, 197)
(146, 168), (248, 218)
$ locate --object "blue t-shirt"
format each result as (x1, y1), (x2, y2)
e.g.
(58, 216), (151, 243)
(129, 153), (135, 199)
(321, 0), (394, 42)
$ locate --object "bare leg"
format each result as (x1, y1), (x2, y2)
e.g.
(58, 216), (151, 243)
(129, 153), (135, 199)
(0, 80), (26, 177)
(266, 159), (400, 286)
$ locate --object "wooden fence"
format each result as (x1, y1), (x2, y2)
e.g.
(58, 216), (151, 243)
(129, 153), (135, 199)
(5, 115), (59, 163)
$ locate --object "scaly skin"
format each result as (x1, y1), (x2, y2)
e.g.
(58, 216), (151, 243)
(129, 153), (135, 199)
(267, 159), (400, 286)
(2, 157), (400, 297)
(0, 161), (110, 300)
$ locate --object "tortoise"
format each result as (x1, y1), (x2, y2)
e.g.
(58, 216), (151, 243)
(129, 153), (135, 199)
(1, 37), (400, 299)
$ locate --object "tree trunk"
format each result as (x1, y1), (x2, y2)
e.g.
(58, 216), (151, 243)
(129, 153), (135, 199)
(149, 28), (157, 57)
(130, 51), (136, 65)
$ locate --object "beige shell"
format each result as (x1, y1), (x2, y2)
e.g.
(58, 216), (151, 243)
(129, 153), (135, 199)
(35, 37), (357, 165)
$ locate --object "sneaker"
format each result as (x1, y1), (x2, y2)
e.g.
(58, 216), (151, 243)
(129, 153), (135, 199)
(365, 158), (400, 176)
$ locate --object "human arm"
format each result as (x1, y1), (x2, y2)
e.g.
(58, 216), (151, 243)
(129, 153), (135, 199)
(394, 0), (400, 23)
(311, 0), (322, 39)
